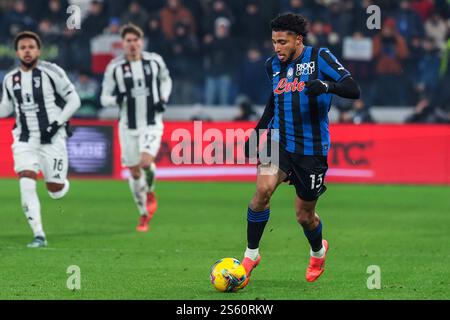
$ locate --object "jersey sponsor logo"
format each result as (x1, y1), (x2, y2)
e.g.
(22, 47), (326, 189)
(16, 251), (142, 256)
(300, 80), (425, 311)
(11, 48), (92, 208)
(13, 83), (21, 90)
(272, 71), (280, 78)
(33, 77), (41, 88)
(274, 78), (306, 94)
(296, 61), (315, 76)
(131, 87), (150, 97)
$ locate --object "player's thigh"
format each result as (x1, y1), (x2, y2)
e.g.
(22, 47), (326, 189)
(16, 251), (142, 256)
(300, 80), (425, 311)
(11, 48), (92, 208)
(12, 140), (40, 175)
(290, 155), (328, 202)
(254, 162), (288, 199)
(119, 126), (140, 167)
(39, 136), (68, 184)
(139, 128), (163, 162)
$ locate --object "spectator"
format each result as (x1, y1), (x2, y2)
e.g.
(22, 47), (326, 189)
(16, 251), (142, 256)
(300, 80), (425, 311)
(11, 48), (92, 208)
(411, 0), (435, 21)
(239, 46), (271, 105)
(424, 12), (449, 52)
(44, 0), (67, 31)
(159, 0), (196, 39)
(416, 37), (441, 94)
(394, 0), (424, 42)
(1, 0), (36, 41)
(80, 0), (109, 41)
(308, 20), (334, 49)
(121, 1), (149, 31)
(72, 69), (101, 118)
(37, 19), (63, 64)
(168, 22), (200, 104)
(337, 99), (374, 124)
(372, 18), (409, 105)
(281, 0), (314, 21)
(404, 96), (434, 122)
(239, 0), (267, 48)
(103, 17), (121, 36)
(328, 0), (353, 39)
(145, 13), (169, 57)
(344, 31), (376, 106)
(204, 17), (237, 105)
(351, 99), (375, 124)
(234, 95), (257, 121)
(70, 0), (108, 71)
(203, 0), (235, 37)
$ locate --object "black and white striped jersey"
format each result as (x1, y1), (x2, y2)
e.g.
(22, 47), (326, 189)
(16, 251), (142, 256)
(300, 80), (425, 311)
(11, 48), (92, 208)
(0, 61), (81, 143)
(100, 51), (172, 130)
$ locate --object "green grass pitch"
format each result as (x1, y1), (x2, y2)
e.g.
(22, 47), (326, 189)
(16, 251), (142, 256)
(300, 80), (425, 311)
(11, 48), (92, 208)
(0, 179), (448, 299)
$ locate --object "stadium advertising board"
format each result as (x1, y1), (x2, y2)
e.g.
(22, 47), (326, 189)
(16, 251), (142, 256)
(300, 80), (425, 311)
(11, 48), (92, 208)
(0, 119), (448, 184)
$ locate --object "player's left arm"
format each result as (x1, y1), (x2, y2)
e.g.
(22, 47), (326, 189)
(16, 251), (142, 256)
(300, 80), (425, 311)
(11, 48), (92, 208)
(0, 78), (14, 118)
(305, 48), (360, 99)
(155, 55), (172, 112)
(42, 64), (81, 141)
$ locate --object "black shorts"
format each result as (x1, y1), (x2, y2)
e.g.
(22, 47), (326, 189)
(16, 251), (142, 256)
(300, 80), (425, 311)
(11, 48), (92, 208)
(277, 147), (328, 201)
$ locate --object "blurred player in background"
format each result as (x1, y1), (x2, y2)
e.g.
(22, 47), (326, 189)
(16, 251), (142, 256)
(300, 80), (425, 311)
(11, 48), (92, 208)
(0, 32), (81, 248)
(241, 13), (360, 286)
(101, 23), (172, 232)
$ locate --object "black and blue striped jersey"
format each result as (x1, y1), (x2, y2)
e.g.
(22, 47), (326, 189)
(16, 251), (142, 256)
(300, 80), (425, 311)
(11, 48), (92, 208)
(266, 46), (351, 156)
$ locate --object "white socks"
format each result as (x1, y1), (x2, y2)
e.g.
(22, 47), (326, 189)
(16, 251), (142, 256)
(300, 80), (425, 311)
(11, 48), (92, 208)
(20, 178), (45, 239)
(128, 172), (148, 216)
(310, 242), (326, 258)
(244, 247), (259, 261)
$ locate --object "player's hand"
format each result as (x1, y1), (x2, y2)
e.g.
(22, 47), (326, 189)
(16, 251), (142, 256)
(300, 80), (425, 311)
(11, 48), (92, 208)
(155, 101), (166, 113)
(42, 121), (61, 144)
(305, 80), (329, 97)
(116, 92), (126, 105)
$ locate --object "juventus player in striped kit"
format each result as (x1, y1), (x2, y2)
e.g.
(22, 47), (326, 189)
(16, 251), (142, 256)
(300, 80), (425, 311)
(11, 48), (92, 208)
(101, 24), (172, 232)
(0, 32), (81, 247)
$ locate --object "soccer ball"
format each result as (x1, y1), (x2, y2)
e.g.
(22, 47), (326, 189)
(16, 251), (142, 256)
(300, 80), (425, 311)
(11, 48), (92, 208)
(210, 258), (247, 292)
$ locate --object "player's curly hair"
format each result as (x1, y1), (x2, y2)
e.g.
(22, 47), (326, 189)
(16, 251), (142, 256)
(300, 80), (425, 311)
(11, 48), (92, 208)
(14, 31), (42, 50)
(270, 13), (309, 38)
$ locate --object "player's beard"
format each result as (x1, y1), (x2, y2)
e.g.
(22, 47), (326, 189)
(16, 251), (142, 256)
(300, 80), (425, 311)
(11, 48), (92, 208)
(285, 49), (297, 64)
(20, 58), (38, 69)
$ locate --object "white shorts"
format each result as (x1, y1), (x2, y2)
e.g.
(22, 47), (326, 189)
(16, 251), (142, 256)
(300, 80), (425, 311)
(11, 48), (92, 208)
(118, 125), (163, 167)
(12, 133), (68, 184)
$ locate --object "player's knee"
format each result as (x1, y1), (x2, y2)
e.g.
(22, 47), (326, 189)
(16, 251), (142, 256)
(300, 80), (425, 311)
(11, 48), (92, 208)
(47, 180), (70, 200)
(254, 185), (274, 206)
(295, 209), (315, 226)
(141, 161), (155, 171)
(19, 170), (38, 180)
(129, 166), (141, 179)
(140, 154), (155, 169)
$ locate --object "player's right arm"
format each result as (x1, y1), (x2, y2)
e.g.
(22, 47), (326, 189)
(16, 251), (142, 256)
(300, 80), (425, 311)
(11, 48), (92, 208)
(100, 62), (121, 108)
(0, 78), (14, 118)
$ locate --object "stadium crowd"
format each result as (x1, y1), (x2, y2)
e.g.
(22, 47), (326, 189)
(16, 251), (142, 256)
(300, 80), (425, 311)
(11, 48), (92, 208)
(0, 0), (449, 123)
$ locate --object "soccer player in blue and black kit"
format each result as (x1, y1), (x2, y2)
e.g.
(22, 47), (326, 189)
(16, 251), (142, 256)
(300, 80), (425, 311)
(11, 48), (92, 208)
(240, 13), (360, 287)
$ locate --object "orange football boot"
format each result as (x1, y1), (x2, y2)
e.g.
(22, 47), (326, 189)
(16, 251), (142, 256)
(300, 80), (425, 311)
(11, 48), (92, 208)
(239, 254), (261, 289)
(146, 191), (158, 220)
(136, 214), (151, 232)
(306, 239), (329, 282)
